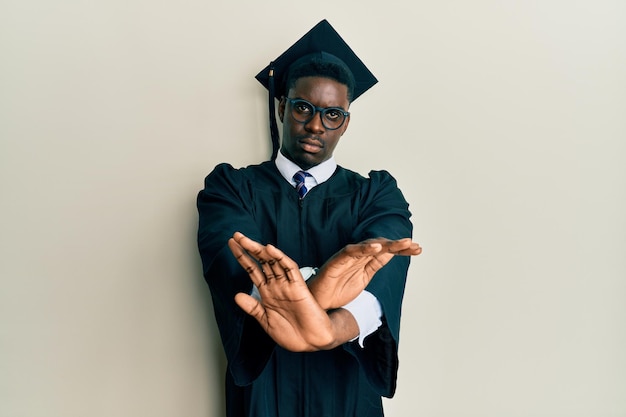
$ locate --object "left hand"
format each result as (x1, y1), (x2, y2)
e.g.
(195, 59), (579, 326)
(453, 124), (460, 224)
(308, 237), (422, 310)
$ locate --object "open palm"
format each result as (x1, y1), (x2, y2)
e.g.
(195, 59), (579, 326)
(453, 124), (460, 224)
(308, 238), (422, 310)
(229, 233), (336, 352)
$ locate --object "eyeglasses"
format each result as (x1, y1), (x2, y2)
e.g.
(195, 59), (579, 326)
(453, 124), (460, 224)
(285, 98), (350, 130)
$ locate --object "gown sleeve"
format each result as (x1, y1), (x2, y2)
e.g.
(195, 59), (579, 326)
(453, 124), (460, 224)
(344, 169), (414, 398)
(196, 163), (276, 386)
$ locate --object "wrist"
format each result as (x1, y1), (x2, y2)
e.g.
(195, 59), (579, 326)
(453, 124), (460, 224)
(325, 308), (359, 349)
(303, 267), (332, 310)
(307, 280), (331, 311)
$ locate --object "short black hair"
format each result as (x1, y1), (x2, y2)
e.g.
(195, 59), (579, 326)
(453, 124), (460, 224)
(284, 56), (356, 102)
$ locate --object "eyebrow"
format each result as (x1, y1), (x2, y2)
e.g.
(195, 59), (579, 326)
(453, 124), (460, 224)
(290, 97), (348, 111)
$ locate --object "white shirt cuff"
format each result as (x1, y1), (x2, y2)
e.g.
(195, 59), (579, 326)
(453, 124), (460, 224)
(342, 290), (383, 348)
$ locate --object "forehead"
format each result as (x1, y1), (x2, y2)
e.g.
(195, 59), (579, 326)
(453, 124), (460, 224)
(288, 76), (350, 106)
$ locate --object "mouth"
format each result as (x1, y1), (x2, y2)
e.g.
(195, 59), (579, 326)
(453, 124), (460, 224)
(298, 136), (324, 153)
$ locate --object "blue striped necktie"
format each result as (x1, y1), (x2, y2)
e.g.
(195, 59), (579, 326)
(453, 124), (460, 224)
(293, 171), (311, 199)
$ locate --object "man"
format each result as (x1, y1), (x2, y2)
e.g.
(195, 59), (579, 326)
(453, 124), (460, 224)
(197, 20), (421, 417)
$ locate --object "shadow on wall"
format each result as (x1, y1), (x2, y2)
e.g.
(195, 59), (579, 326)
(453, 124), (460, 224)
(188, 217), (228, 416)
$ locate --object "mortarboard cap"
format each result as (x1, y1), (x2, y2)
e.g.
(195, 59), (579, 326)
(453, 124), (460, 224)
(255, 19), (378, 160)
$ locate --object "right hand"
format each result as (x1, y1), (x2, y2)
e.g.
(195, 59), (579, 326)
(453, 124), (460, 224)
(229, 232), (338, 352)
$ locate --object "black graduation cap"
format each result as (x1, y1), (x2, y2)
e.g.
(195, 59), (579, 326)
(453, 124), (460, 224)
(255, 19), (378, 160)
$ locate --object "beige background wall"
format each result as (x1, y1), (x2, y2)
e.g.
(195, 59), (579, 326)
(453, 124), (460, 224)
(1, 0), (625, 416)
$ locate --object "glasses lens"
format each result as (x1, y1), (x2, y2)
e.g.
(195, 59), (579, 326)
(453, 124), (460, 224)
(321, 108), (346, 130)
(289, 99), (346, 130)
(290, 100), (314, 123)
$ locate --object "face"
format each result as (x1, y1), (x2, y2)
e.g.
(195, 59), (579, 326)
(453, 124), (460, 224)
(278, 76), (350, 170)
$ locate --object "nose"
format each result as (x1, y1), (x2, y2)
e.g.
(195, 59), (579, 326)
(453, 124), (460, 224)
(304, 111), (325, 133)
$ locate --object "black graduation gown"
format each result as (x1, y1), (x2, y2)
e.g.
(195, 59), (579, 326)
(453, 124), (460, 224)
(197, 161), (413, 417)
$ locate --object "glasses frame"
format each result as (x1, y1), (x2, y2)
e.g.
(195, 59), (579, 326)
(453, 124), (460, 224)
(285, 98), (350, 130)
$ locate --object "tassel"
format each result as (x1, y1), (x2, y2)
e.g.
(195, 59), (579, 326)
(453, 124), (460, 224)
(268, 62), (280, 160)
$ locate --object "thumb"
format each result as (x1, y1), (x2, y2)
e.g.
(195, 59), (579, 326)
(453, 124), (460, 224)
(366, 252), (395, 274)
(235, 292), (265, 321)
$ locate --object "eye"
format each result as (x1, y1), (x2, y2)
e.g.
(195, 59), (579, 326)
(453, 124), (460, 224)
(294, 100), (313, 115)
(324, 108), (343, 121)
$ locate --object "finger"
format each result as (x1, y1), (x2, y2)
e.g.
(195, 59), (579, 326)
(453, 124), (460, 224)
(384, 239), (421, 255)
(354, 243), (396, 275)
(357, 253), (395, 287)
(366, 252), (395, 273)
(377, 238), (423, 256)
(233, 232), (281, 284)
(233, 232), (271, 263)
(394, 244), (422, 256)
(342, 241), (383, 257)
(266, 244), (302, 282)
(228, 238), (266, 287)
(263, 254), (283, 277)
(264, 259), (288, 281)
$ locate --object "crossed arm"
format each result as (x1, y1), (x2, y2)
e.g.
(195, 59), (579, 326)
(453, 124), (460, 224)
(228, 232), (422, 352)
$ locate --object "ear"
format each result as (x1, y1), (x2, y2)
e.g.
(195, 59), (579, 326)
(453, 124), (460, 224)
(278, 97), (286, 122)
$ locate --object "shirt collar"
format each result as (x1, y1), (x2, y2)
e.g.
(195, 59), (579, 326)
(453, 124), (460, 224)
(275, 151), (337, 186)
